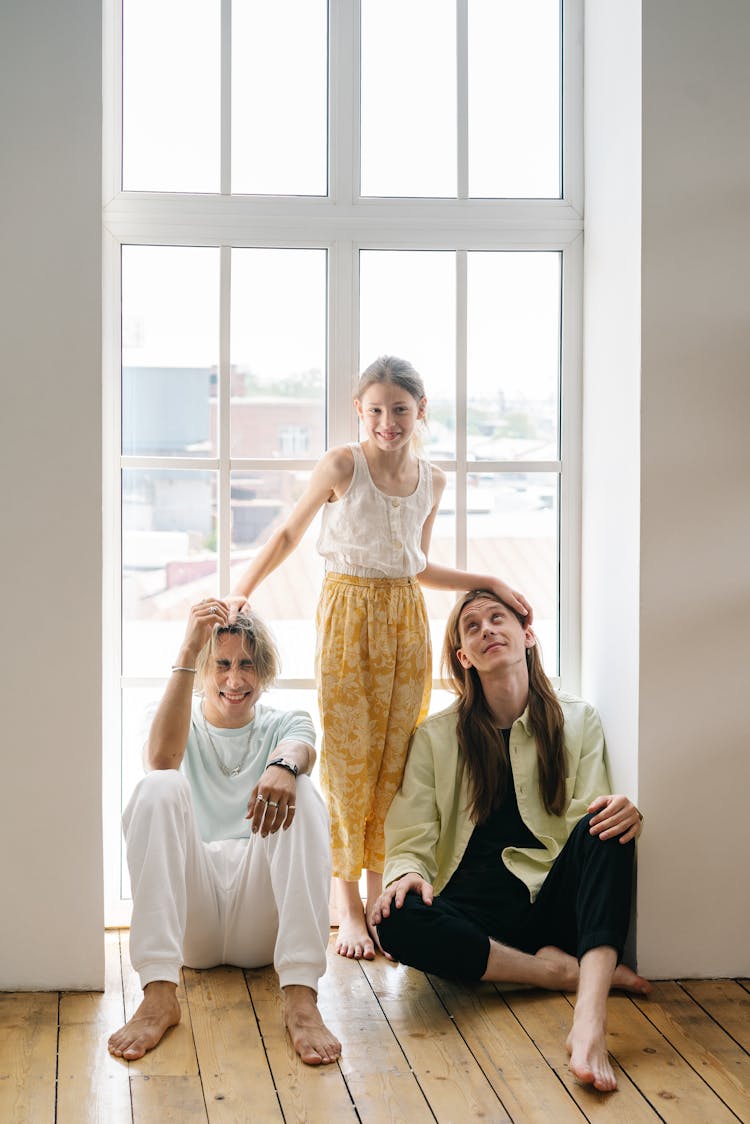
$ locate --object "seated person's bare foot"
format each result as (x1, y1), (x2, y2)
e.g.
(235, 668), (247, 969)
(108, 980), (181, 1060)
(566, 1016), (617, 1092)
(334, 908), (375, 960)
(611, 962), (652, 995)
(535, 947), (651, 996)
(283, 985), (342, 1065)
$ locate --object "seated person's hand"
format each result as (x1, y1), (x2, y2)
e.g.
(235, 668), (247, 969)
(588, 794), (643, 843)
(246, 766), (297, 836)
(369, 872), (434, 926)
(184, 597), (229, 650)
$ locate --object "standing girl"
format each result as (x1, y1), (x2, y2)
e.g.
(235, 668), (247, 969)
(231, 355), (532, 959)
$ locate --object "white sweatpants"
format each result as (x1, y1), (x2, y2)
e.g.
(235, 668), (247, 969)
(122, 770), (331, 992)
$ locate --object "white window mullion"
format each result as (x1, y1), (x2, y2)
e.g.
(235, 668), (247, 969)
(559, 235), (583, 689)
(455, 249), (468, 569)
(456, 0), (469, 200)
(329, 242), (358, 447)
(220, 0), (232, 196)
(103, 231), (125, 924)
(562, 0), (583, 213)
(219, 244), (232, 594)
(330, 0), (357, 203)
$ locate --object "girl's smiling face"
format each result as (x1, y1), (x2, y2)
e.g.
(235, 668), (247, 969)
(355, 381), (425, 451)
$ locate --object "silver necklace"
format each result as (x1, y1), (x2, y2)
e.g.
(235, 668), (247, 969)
(201, 702), (254, 778)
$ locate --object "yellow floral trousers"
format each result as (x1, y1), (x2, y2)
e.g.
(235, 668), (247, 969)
(315, 573), (432, 881)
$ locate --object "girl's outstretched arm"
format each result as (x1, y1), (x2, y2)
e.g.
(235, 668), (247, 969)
(230, 446), (354, 602)
(417, 468), (533, 622)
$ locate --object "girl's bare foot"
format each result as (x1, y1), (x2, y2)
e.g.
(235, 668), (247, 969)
(335, 912), (375, 959)
(108, 980), (181, 1060)
(334, 877), (375, 959)
(283, 985), (342, 1065)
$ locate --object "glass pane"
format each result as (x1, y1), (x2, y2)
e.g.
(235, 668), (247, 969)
(122, 0), (220, 192)
(465, 471), (559, 675)
(122, 468), (218, 676)
(361, 0), (456, 197)
(230, 469), (323, 680)
(232, 0), (327, 195)
(359, 250), (456, 454)
(467, 252), (560, 461)
(468, 0), (561, 198)
(122, 246), (219, 457)
(230, 249), (327, 458)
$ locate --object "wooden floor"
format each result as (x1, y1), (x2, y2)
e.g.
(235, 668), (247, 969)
(2, 932), (750, 1123)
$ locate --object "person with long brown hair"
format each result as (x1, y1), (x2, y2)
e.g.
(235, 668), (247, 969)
(371, 590), (650, 1093)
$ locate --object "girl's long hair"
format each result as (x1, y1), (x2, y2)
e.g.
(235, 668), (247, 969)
(441, 590), (567, 822)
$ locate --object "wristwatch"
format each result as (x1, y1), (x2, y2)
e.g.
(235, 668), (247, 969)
(267, 756), (299, 777)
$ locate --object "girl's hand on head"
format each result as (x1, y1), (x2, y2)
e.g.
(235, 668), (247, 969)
(491, 581), (534, 626)
(224, 594), (249, 625)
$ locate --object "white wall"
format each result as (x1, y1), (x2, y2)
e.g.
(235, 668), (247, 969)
(0, 1), (104, 988)
(638, 0), (750, 977)
(581, 3), (642, 800)
(585, 0), (750, 977)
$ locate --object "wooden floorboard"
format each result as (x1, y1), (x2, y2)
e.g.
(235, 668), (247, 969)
(2, 934), (750, 1123)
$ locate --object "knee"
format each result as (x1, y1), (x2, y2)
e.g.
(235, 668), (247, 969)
(575, 812), (636, 858)
(376, 892), (424, 955)
(292, 775), (330, 834)
(125, 769), (189, 821)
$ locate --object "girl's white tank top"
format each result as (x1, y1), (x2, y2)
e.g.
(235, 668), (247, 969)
(316, 442), (434, 578)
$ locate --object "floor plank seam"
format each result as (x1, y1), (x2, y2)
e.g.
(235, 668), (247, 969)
(677, 979), (750, 1058)
(626, 989), (748, 1122)
(181, 968), (212, 1123)
(493, 985), (589, 1118)
(426, 974), (516, 1122)
(357, 960), (439, 1122)
(240, 969), (287, 1120)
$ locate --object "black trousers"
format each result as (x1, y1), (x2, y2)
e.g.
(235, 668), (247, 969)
(377, 814), (635, 981)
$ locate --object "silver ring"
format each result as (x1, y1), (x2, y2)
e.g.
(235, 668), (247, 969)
(267, 800), (279, 808)
(256, 795), (266, 803)
(288, 805), (296, 811)
(210, 606), (217, 615)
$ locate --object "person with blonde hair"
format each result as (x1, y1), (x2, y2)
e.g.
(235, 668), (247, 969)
(230, 356), (532, 960)
(108, 598), (340, 1066)
(372, 589), (650, 1093)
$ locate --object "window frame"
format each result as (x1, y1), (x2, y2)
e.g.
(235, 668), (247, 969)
(103, 0), (583, 924)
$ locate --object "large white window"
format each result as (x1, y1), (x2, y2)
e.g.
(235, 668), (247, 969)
(104, 0), (583, 923)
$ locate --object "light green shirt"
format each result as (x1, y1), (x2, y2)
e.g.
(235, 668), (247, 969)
(383, 692), (611, 901)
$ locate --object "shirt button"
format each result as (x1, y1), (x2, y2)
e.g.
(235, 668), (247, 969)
(394, 540), (402, 549)
(392, 499), (400, 508)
